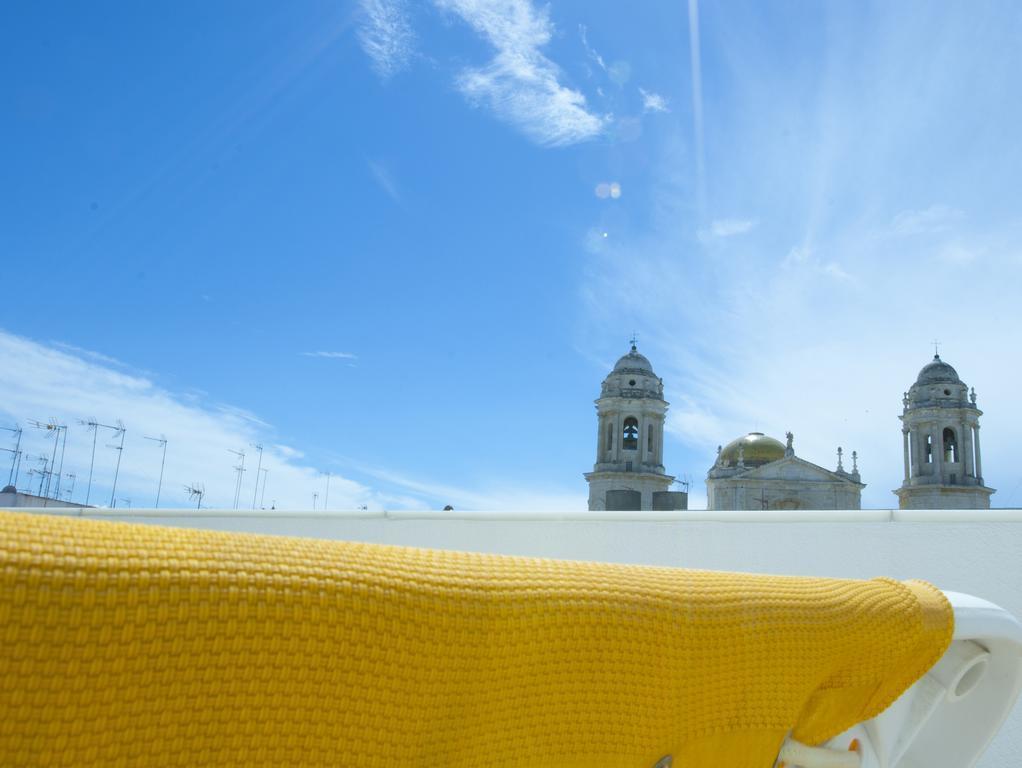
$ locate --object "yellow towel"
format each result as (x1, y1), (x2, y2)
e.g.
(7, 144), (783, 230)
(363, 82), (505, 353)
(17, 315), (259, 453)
(0, 511), (952, 768)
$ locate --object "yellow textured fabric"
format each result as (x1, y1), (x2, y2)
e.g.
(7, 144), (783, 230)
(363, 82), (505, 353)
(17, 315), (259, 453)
(0, 511), (952, 768)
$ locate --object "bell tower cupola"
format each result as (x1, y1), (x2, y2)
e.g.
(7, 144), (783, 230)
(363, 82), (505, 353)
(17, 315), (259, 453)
(584, 342), (686, 511)
(894, 353), (994, 509)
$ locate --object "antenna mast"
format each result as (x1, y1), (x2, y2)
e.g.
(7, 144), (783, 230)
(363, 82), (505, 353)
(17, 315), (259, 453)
(250, 444), (263, 509)
(79, 419), (123, 506)
(259, 468), (269, 509)
(0, 425), (22, 488)
(144, 435), (168, 508)
(184, 483), (205, 510)
(28, 419), (67, 501)
(227, 449), (246, 510)
(108, 421), (126, 508)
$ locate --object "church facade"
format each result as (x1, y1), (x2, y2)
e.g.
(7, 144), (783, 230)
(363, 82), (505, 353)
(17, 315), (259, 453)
(706, 432), (864, 511)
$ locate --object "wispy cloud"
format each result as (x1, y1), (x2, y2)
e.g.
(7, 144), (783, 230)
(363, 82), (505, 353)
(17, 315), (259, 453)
(435, 0), (607, 146)
(890, 204), (964, 235)
(698, 217), (757, 241)
(0, 330), (379, 510)
(781, 244), (855, 283)
(358, 0), (416, 78)
(367, 160), (401, 203)
(349, 461), (586, 511)
(578, 24), (607, 72)
(301, 351), (358, 360)
(687, 0), (706, 216)
(639, 87), (669, 113)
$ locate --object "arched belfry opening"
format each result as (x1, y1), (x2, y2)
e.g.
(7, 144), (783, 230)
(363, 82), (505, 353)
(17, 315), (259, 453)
(943, 427), (958, 463)
(622, 418), (639, 450)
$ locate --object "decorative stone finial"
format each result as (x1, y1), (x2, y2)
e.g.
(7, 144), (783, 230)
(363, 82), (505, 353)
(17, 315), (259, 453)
(852, 451), (858, 472)
(736, 444), (746, 469)
(970, 387), (977, 405)
(784, 431), (794, 457)
(903, 391), (910, 409)
(836, 446), (844, 472)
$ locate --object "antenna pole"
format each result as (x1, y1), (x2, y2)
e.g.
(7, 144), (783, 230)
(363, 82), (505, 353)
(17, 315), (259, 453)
(227, 449), (246, 510)
(145, 435), (168, 508)
(250, 444), (263, 509)
(54, 425), (68, 502)
(13, 429), (22, 488)
(109, 425), (126, 507)
(259, 468), (269, 509)
(324, 472), (331, 511)
(82, 421), (98, 505)
(0, 425), (22, 487)
(1, 427), (22, 486)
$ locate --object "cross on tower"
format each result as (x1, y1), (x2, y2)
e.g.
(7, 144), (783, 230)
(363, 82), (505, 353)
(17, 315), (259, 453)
(933, 339), (941, 357)
(629, 332), (638, 349)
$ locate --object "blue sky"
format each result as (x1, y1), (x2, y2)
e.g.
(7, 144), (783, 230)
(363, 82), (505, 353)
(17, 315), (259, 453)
(2, 1), (1021, 510)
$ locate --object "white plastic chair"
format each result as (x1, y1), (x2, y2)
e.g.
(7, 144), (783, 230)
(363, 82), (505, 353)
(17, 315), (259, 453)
(777, 591), (1022, 768)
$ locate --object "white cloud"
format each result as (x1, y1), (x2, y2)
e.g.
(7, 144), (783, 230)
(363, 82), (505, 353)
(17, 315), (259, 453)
(358, 0), (416, 78)
(0, 331), (584, 513)
(890, 205), (964, 236)
(350, 462), (587, 511)
(367, 160), (401, 203)
(0, 330), (379, 511)
(578, 24), (606, 72)
(939, 242), (980, 265)
(698, 217), (757, 240)
(301, 351), (358, 359)
(435, 0), (607, 146)
(782, 245), (854, 282)
(639, 87), (669, 113)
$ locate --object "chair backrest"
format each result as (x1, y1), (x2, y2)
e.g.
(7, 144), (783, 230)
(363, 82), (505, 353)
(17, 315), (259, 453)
(818, 591), (1022, 768)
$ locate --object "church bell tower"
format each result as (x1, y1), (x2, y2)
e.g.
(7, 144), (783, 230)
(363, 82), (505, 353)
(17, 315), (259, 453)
(895, 353), (994, 509)
(584, 343), (686, 511)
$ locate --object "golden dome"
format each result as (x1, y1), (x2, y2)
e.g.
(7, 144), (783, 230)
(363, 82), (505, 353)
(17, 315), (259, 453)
(719, 432), (785, 468)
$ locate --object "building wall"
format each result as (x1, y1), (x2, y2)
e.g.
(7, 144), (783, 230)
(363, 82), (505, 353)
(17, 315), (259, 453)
(0, 491), (89, 509)
(707, 479), (861, 510)
(897, 485), (994, 510)
(585, 472), (672, 511)
(9, 506), (1022, 766)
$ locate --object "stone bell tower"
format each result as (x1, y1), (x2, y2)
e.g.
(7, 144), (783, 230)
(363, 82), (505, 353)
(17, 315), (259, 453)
(894, 353), (994, 509)
(584, 342), (686, 511)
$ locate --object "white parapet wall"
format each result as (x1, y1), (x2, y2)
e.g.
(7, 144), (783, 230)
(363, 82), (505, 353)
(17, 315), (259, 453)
(10, 506), (1022, 766)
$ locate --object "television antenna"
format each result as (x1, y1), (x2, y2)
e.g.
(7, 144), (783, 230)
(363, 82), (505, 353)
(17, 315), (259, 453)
(144, 435), (169, 508)
(227, 449), (246, 510)
(78, 419), (123, 506)
(250, 444), (263, 509)
(63, 473), (77, 502)
(258, 467), (269, 509)
(184, 483), (205, 509)
(28, 419), (67, 500)
(106, 421), (127, 507)
(0, 424), (23, 489)
(25, 454), (51, 496)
